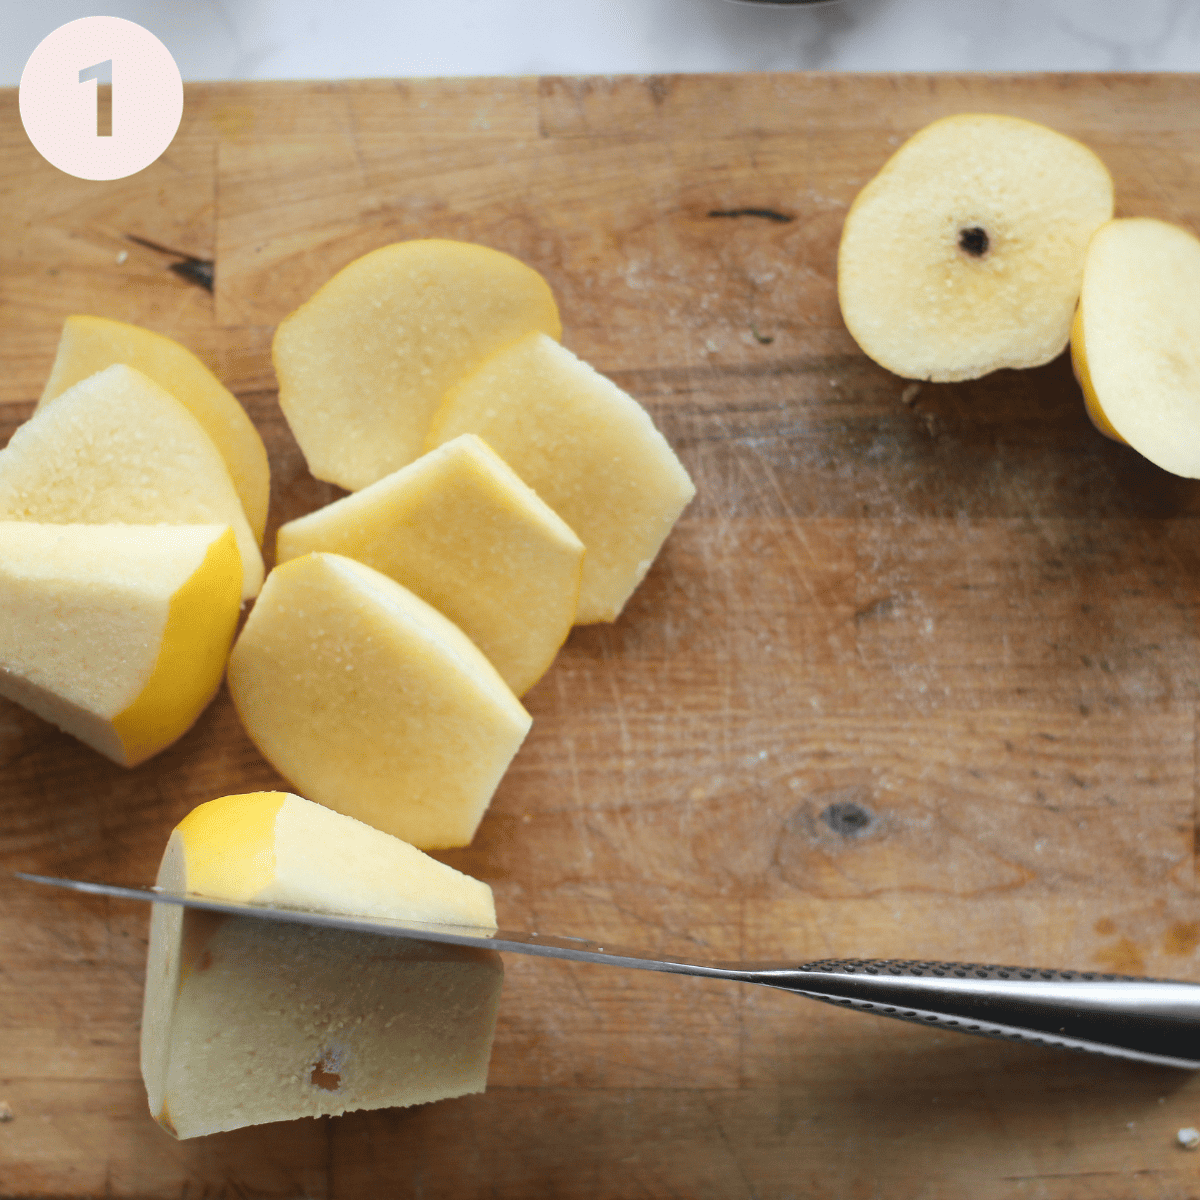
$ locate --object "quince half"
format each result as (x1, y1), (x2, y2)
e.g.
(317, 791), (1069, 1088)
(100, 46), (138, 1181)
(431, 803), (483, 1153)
(838, 113), (1114, 382)
(1071, 217), (1200, 477)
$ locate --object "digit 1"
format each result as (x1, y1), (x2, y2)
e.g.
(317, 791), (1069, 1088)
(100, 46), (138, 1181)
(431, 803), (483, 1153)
(79, 59), (113, 138)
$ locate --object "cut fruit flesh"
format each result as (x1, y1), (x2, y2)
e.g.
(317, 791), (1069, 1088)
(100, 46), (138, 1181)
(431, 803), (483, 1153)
(141, 794), (502, 1138)
(1071, 305), (1125, 443)
(0, 364), (263, 598)
(276, 434), (584, 695)
(226, 552), (531, 848)
(837, 113), (1115, 382)
(427, 333), (695, 624)
(0, 523), (242, 766)
(170, 791), (497, 926)
(272, 239), (562, 490)
(1071, 217), (1200, 477)
(39, 315), (271, 542)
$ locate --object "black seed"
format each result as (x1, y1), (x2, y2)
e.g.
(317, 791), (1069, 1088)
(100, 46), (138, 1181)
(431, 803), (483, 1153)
(959, 226), (989, 257)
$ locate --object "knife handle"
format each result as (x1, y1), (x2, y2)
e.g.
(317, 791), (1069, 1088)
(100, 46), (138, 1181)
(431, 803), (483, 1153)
(742, 959), (1200, 1070)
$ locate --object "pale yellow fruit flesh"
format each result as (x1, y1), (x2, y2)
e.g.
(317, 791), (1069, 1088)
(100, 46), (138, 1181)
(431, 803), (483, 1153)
(226, 552), (531, 848)
(39, 315), (271, 542)
(272, 239), (562, 490)
(277, 434), (584, 695)
(1071, 218), (1200, 477)
(0, 523), (241, 766)
(838, 113), (1114, 382)
(0, 364), (263, 598)
(141, 807), (502, 1139)
(1070, 305), (1125, 443)
(427, 333), (696, 623)
(170, 790), (497, 926)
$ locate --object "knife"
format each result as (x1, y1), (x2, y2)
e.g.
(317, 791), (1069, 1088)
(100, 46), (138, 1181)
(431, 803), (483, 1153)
(18, 871), (1200, 1071)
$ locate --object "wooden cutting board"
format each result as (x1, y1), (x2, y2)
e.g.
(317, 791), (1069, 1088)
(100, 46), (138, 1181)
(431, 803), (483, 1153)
(2, 72), (1200, 1199)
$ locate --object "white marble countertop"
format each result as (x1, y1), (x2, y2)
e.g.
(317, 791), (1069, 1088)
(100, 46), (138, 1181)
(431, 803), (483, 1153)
(5, 0), (1200, 87)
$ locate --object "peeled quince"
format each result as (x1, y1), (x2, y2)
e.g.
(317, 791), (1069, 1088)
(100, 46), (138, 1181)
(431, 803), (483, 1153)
(0, 364), (263, 598)
(141, 791), (502, 1139)
(226, 552), (531, 848)
(276, 434), (584, 695)
(39, 315), (270, 542)
(0, 523), (241, 766)
(272, 240), (561, 490)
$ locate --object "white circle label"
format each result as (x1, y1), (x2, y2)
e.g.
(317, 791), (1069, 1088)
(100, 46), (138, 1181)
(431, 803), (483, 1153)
(19, 17), (183, 181)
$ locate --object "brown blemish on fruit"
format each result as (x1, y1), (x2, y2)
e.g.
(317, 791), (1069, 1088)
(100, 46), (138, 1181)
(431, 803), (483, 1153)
(156, 1103), (178, 1138)
(196, 950), (213, 972)
(180, 911), (227, 982)
(958, 226), (989, 257)
(1094, 937), (1146, 975)
(1093, 917), (1116, 936)
(1163, 922), (1200, 957)
(310, 1052), (341, 1092)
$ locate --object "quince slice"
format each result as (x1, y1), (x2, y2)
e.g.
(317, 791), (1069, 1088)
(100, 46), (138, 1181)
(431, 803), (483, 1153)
(276, 434), (584, 695)
(427, 332), (695, 623)
(273, 240), (561, 490)
(0, 364), (263, 598)
(226, 553), (531, 848)
(39, 315), (271, 542)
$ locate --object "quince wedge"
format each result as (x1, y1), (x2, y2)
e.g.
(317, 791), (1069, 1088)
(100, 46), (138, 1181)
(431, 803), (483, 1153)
(1071, 217), (1200, 477)
(0, 523), (242, 766)
(272, 239), (561, 490)
(142, 791), (502, 1139)
(0, 364), (263, 599)
(426, 332), (695, 624)
(276, 434), (584, 696)
(226, 552), (531, 849)
(838, 113), (1114, 382)
(39, 315), (271, 542)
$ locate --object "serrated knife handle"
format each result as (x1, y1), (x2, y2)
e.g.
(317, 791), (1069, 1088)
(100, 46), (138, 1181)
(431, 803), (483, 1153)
(734, 958), (1200, 1069)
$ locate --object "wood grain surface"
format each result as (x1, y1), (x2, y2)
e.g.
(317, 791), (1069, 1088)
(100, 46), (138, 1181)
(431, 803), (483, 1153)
(2, 72), (1200, 1199)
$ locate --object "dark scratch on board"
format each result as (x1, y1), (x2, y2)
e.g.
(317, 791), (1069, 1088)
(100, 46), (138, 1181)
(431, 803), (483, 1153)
(707, 208), (794, 223)
(124, 233), (214, 292)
